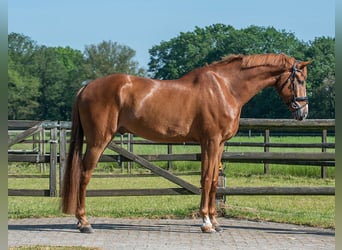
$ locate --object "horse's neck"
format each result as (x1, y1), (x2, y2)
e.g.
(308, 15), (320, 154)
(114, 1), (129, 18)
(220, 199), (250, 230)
(218, 64), (283, 106)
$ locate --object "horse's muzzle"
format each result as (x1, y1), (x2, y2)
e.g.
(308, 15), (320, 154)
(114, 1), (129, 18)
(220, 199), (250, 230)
(292, 104), (308, 121)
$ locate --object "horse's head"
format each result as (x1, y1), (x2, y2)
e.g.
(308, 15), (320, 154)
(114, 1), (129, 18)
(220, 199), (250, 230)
(276, 60), (311, 120)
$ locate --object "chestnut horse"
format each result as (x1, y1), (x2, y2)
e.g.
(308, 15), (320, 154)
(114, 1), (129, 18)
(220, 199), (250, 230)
(61, 53), (310, 233)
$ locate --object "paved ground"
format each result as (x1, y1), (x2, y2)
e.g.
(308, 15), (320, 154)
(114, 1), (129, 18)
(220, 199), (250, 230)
(8, 217), (335, 250)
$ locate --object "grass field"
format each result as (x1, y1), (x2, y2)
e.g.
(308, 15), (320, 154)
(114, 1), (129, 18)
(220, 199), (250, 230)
(8, 135), (335, 229)
(9, 247), (101, 250)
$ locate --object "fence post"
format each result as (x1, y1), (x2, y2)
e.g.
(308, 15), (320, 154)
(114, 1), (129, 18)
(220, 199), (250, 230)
(127, 133), (133, 173)
(167, 144), (173, 170)
(39, 127), (46, 172)
(216, 162), (226, 215)
(321, 129), (327, 179)
(59, 122), (67, 196)
(49, 124), (58, 197)
(264, 129), (270, 174)
(119, 134), (124, 173)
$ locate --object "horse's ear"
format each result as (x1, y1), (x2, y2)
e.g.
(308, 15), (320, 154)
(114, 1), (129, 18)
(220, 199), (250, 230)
(298, 61), (312, 69)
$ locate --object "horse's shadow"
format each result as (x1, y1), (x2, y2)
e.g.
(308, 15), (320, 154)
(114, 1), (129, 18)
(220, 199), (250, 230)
(8, 222), (198, 234)
(8, 223), (80, 234)
(8, 221), (335, 237)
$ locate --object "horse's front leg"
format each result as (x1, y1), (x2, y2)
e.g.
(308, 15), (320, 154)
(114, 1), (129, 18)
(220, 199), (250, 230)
(208, 143), (224, 232)
(199, 139), (222, 233)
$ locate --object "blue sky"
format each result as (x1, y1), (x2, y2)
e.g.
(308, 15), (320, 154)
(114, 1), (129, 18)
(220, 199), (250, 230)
(8, 0), (335, 68)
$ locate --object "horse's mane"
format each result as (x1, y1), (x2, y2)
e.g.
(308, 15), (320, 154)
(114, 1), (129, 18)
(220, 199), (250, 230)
(214, 53), (293, 69)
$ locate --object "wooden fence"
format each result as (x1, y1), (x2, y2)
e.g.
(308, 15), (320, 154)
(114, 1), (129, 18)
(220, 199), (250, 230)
(8, 119), (335, 197)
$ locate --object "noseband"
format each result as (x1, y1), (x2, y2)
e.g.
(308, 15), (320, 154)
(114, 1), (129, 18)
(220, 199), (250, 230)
(277, 61), (308, 110)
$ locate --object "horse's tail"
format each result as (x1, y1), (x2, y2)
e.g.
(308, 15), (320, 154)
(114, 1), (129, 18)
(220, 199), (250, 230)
(61, 95), (84, 214)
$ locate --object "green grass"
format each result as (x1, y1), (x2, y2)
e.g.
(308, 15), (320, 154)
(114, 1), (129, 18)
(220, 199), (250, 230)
(227, 196), (334, 225)
(8, 135), (335, 229)
(9, 247), (101, 250)
(8, 174), (335, 228)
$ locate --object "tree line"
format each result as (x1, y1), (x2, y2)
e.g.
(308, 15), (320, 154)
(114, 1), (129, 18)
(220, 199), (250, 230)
(8, 24), (335, 121)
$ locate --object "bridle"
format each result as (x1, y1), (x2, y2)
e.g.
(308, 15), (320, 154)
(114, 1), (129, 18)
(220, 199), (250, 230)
(277, 61), (308, 111)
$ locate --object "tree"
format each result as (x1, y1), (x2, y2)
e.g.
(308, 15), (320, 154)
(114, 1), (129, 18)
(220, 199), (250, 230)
(84, 40), (145, 79)
(8, 58), (40, 120)
(309, 74), (335, 118)
(8, 33), (38, 72)
(8, 33), (41, 120)
(149, 24), (236, 79)
(304, 37), (335, 118)
(31, 46), (87, 120)
(8, 33), (147, 121)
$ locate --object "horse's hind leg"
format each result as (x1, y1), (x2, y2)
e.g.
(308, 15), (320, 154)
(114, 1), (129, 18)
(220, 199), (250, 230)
(76, 134), (113, 233)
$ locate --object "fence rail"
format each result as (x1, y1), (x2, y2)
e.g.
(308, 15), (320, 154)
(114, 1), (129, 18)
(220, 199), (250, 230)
(8, 119), (335, 197)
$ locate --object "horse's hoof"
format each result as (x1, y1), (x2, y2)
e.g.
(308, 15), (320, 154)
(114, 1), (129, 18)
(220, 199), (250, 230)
(200, 224), (216, 233)
(77, 221), (94, 233)
(79, 225), (94, 233)
(213, 224), (223, 233)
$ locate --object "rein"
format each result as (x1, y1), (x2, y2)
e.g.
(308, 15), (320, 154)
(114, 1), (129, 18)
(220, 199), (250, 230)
(277, 61), (308, 110)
